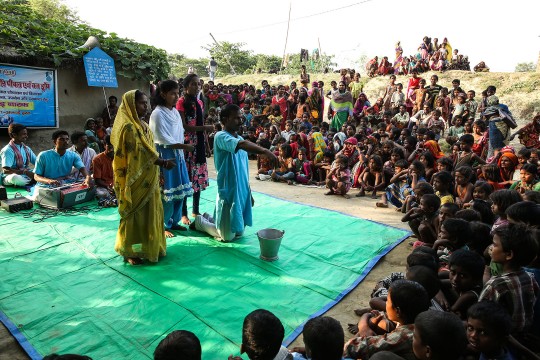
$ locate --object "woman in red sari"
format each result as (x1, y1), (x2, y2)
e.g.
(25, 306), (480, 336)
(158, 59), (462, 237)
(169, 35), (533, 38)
(378, 57), (392, 76)
(272, 85), (288, 130)
(406, 70), (421, 115)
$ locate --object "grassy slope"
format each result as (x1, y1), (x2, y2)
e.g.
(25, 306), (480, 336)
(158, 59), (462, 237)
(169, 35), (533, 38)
(214, 71), (540, 122)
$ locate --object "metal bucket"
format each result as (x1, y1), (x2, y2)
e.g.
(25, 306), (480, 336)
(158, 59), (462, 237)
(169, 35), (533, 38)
(257, 229), (285, 261)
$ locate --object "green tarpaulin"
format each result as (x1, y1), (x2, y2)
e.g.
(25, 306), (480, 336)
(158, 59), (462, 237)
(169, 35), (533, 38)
(0, 184), (408, 359)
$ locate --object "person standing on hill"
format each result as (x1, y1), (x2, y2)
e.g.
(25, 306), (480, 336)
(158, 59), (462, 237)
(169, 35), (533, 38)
(208, 57), (218, 82)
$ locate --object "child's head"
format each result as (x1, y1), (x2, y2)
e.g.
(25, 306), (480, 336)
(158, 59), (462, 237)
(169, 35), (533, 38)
(409, 160), (425, 178)
(406, 247), (439, 273)
(394, 159), (409, 173)
(448, 249), (484, 293)
(154, 330), (201, 360)
(272, 105), (281, 116)
(455, 209), (481, 222)
(507, 201), (540, 228)
(472, 181), (493, 201)
(414, 181), (435, 199)
(519, 163), (537, 184)
(481, 164), (501, 182)
(458, 134), (474, 150)
(489, 189), (522, 216)
(336, 154), (348, 168)
(491, 223), (538, 268)
(517, 147), (531, 165)
(241, 309), (285, 360)
(454, 166), (473, 186)
(279, 144), (292, 158)
(436, 157), (453, 172)
(386, 280), (430, 325)
(440, 218), (471, 248)
(302, 316), (344, 360)
(468, 221), (493, 255)
(467, 302), (511, 357)
(419, 151), (435, 170)
(297, 147), (307, 160)
(413, 310), (468, 360)
(406, 265), (440, 299)
(420, 194), (441, 214)
(523, 190), (540, 203)
(368, 155), (383, 172)
(471, 200), (495, 225)
(432, 171), (453, 193)
(439, 202), (459, 224)
(390, 147), (405, 163)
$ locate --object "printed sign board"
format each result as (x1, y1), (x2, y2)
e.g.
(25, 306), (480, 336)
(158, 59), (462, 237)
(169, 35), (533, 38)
(83, 48), (118, 88)
(0, 64), (58, 128)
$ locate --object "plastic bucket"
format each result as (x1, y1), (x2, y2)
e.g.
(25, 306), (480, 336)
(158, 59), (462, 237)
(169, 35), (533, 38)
(257, 229), (285, 261)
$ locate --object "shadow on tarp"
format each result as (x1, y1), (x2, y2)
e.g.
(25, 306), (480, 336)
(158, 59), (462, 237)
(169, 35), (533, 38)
(0, 183), (409, 359)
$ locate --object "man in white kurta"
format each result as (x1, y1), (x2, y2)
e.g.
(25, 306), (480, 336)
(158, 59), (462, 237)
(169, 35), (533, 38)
(192, 104), (276, 241)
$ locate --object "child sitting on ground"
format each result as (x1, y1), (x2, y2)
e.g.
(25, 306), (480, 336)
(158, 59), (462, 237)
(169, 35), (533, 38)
(454, 134), (486, 169)
(154, 330), (201, 360)
(489, 189), (522, 232)
(432, 170), (454, 205)
(445, 249), (485, 319)
(325, 154), (352, 198)
(510, 163), (540, 194)
(267, 105), (283, 129)
(228, 309), (292, 360)
(454, 166), (474, 207)
(410, 310), (468, 360)
(290, 316), (344, 360)
(402, 194), (440, 246)
(344, 280), (430, 360)
(269, 144), (295, 184)
(433, 218), (472, 267)
(479, 223), (539, 335)
(293, 147), (312, 185)
(466, 302), (515, 360)
(357, 154), (385, 198)
(463, 181), (493, 208)
(377, 160), (425, 209)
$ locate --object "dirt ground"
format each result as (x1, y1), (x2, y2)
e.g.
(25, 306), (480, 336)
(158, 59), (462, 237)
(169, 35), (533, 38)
(0, 160), (411, 358)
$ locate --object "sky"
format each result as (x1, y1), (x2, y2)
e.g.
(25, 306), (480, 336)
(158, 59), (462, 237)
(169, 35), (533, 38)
(64, 0), (539, 73)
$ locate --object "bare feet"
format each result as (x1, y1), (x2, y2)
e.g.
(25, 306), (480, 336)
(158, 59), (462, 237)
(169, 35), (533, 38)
(342, 194), (351, 199)
(356, 190), (366, 197)
(287, 180), (294, 185)
(375, 202), (388, 208)
(124, 257), (144, 265)
(354, 308), (371, 316)
(325, 190), (334, 196)
(347, 323), (359, 335)
(371, 191), (378, 199)
(181, 216), (191, 225)
(165, 230), (175, 238)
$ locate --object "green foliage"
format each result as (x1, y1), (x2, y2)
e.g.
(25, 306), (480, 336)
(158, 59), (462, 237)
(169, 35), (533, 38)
(29, 0), (80, 23)
(515, 62), (536, 73)
(167, 53), (207, 78)
(280, 53), (336, 75)
(201, 41), (256, 76)
(254, 54), (282, 73)
(0, 1), (169, 82)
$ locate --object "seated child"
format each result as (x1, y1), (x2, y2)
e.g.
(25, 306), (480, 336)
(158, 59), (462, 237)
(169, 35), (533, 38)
(479, 223), (539, 335)
(357, 154), (385, 198)
(454, 165), (474, 207)
(446, 249), (485, 319)
(489, 189), (522, 232)
(290, 316), (344, 360)
(431, 171), (454, 205)
(268, 105), (283, 129)
(269, 144), (295, 183)
(412, 310), (468, 360)
(436, 156), (454, 173)
(463, 181), (493, 208)
(344, 280), (430, 360)
(433, 218), (472, 266)
(154, 330), (201, 360)
(511, 147), (531, 181)
(377, 160), (425, 209)
(293, 147), (312, 184)
(466, 301), (514, 360)
(454, 134), (486, 169)
(229, 309), (292, 360)
(402, 194), (440, 246)
(509, 163), (540, 194)
(325, 154), (352, 198)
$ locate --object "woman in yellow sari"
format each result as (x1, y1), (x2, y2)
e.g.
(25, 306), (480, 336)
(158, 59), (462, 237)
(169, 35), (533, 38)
(111, 90), (176, 265)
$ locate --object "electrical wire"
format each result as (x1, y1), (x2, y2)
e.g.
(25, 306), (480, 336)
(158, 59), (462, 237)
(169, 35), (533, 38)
(214, 0), (375, 36)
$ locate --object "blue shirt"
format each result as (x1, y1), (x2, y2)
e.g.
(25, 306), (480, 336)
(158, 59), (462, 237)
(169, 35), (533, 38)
(213, 131), (252, 233)
(34, 149), (85, 187)
(0, 142), (37, 181)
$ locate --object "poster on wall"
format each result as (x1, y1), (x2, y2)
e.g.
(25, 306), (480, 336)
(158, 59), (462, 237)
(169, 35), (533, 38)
(0, 64), (58, 128)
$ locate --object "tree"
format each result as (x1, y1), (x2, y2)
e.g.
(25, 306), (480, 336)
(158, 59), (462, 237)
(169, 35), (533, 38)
(201, 41), (256, 76)
(253, 54), (282, 73)
(28, 0), (81, 23)
(167, 53), (208, 78)
(515, 62), (535, 72)
(281, 53), (336, 75)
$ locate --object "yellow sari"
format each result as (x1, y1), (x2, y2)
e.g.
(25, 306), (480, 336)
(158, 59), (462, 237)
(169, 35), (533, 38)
(111, 90), (166, 262)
